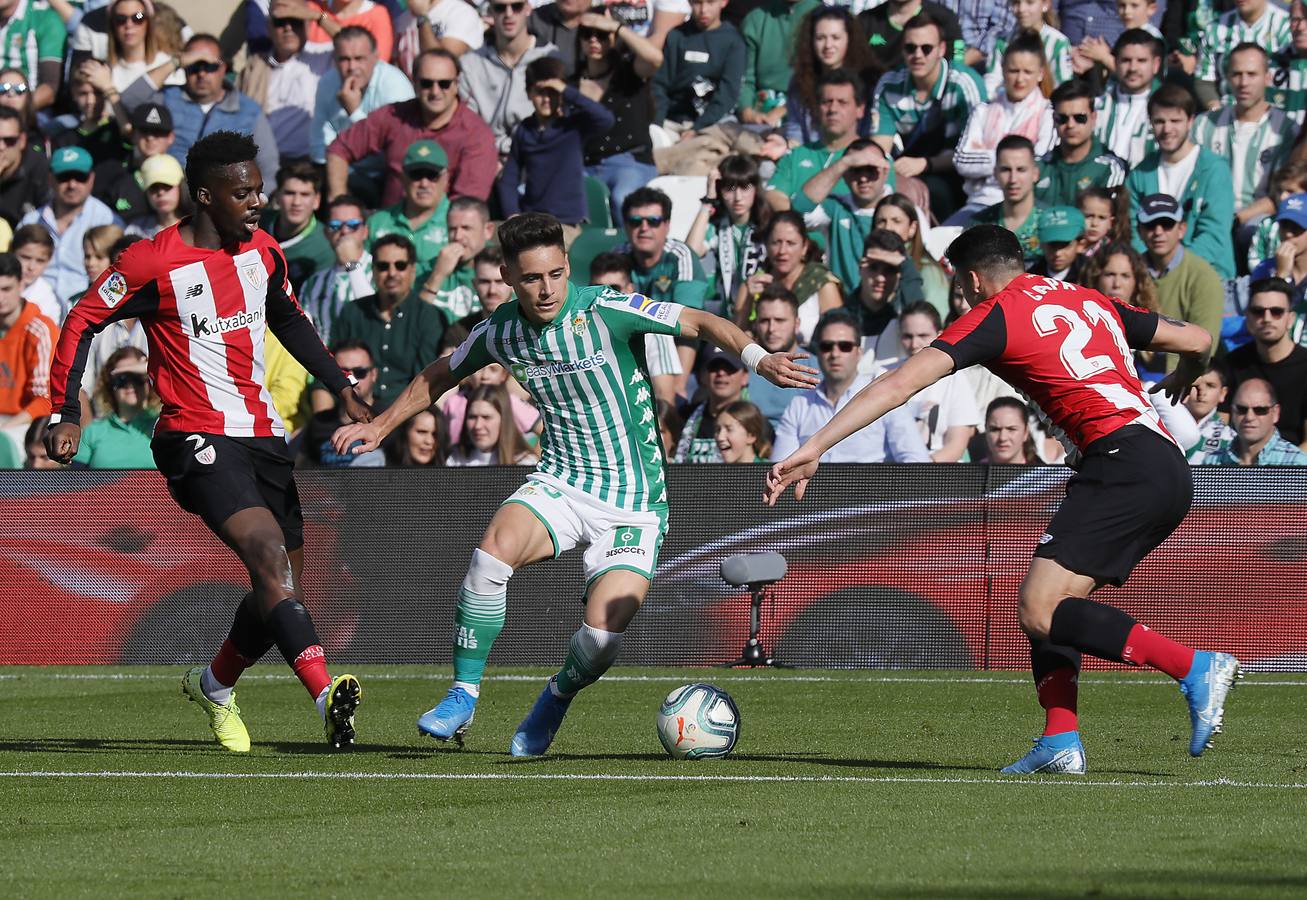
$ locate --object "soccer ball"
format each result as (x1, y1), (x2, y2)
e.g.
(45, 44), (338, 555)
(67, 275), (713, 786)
(656, 683), (740, 760)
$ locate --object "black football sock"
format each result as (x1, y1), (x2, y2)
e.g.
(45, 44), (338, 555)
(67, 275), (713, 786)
(1048, 597), (1137, 663)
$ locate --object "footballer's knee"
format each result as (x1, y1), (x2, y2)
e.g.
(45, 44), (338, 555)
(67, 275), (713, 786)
(1017, 597), (1055, 641)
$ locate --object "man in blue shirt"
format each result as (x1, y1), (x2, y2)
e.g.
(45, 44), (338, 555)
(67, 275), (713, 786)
(1201, 378), (1307, 465)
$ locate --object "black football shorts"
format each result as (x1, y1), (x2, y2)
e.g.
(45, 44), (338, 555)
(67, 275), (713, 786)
(1034, 424), (1192, 586)
(152, 431), (304, 550)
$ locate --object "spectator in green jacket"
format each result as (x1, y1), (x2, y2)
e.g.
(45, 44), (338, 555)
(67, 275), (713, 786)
(1125, 83), (1236, 279)
(1035, 78), (1127, 209)
(738, 0), (819, 128)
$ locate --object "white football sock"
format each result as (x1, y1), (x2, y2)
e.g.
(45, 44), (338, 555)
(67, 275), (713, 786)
(201, 667), (233, 706)
(453, 680), (480, 698)
(315, 685), (330, 720)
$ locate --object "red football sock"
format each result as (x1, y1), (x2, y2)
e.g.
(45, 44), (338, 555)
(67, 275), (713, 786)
(1037, 667), (1079, 736)
(1122, 624), (1195, 680)
(291, 645), (331, 699)
(209, 639), (254, 688)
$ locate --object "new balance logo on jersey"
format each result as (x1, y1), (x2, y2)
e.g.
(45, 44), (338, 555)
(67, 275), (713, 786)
(189, 307), (264, 338)
(184, 283), (204, 299)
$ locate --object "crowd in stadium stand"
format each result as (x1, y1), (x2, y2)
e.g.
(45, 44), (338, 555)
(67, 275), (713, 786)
(4, 0), (1307, 470)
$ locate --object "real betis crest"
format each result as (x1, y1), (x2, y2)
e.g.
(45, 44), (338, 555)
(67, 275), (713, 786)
(654, 275), (672, 295)
(570, 311), (587, 336)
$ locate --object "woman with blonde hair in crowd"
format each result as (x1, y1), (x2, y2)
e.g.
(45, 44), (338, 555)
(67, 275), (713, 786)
(72, 346), (159, 469)
(446, 384), (538, 466)
(873, 193), (948, 315)
(714, 400), (772, 463)
(736, 210), (842, 345)
(103, 0), (182, 91)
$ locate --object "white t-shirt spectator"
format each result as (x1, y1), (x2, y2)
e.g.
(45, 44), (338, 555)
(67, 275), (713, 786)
(24, 278), (64, 326)
(878, 358), (983, 454)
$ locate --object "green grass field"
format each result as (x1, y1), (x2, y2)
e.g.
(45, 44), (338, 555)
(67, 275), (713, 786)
(3, 666), (1304, 898)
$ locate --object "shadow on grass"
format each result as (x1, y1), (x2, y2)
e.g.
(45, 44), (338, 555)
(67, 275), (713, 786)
(0, 737), (417, 756)
(495, 751), (995, 772)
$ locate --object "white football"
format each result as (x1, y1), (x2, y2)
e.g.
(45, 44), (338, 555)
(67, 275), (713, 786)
(656, 683), (741, 760)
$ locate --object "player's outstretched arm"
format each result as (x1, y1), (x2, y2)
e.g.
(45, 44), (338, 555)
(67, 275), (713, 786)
(331, 356), (458, 455)
(678, 308), (820, 389)
(764, 347), (954, 506)
(1147, 316), (1214, 405)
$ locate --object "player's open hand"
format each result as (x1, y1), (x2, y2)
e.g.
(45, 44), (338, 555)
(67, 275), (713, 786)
(332, 421), (382, 456)
(340, 387), (374, 424)
(764, 444), (821, 506)
(756, 350), (819, 390)
(44, 422), (80, 465)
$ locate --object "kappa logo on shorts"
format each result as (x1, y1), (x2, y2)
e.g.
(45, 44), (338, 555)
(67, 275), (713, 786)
(606, 526), (646, 558)
(187, 434), (216, 465)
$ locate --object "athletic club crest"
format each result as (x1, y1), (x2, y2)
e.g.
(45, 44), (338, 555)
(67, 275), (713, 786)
(241, 263), (266, 290)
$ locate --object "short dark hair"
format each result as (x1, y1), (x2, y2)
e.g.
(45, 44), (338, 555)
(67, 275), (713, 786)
(844, 137), (884, 158)
(276, 158), (320, 193)
(863, 228), (906, 256)
(334, 24), (377, 50)
(498, 211), (565, 263)
(1201, 361), (1227, 386)
(755, 283), (800, 313)
(589, 250), (634, 282)
(474, 245), (504, 268)
(372, 233), (417, 263)
(185, 33), (222, 54)
(327, 193), (367, 216)
(1249, 277), (1295, 307)
(1050, 78), (1097, 108)
(525, 56), (566, 89)
(1147, 83), (1197, 118)
(184, 130), (258, 202)
(901, 10), (946, 44)
(0, 106), (23, 128)
(947, 225), (1026, 280)
(900, 299), (942, 331)
(329, 338), (373, 361)
(1003, 29), (1047, 67)
(996, 134), (1036, 160)
(813, 307), (860, 343)
(0, 251), (21, 281)
(1227, 41), (1270, 70)
(816, 67), (865, 106)
(11, 223), (53, 253)
(449, 196), (490, 222)
(621, 186), (672, 220)
(1114, 27), (1162, 59)
(110, 234), (144, 262)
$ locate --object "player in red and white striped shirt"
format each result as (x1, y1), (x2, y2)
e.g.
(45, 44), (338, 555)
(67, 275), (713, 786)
(766, 225), (1242, 774)
(46, 132), (372, 752)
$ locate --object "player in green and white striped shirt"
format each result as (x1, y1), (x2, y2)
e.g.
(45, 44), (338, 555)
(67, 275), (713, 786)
(1196, 0), (1290, 106)
(332, 212), (818, 756)
(1269, 0), (1307, 126)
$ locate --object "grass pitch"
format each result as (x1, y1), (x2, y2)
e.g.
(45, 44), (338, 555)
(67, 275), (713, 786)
(3, 666), (1304, 899)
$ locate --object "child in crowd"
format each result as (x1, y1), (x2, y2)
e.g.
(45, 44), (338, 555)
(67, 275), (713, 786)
(12, 224), (60, 324)
(1076, 185), (1130, 261)
(1030, 206), (1086, 281)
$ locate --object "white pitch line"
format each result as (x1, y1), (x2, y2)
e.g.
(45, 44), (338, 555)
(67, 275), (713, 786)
(0, 672), (1303, 686)
(1, 771), (1304, 789)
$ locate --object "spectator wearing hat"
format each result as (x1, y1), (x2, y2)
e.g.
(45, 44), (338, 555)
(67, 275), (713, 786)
(18, 146), (120, 304)
(771, 308), (930, 463)
(1251, 193), (1307, 312)
(1221, 280), (1307, 448)
(1136, 193), (1223, 372)
(260, 159), (333, 291)
(237, 9), (333, 162)
(1029, 206), (1087, 281)
(124, 153), (186, 239)
(327, 49), (497, 207)
(497, 56), (614, 239)
(1035, 78), (1127, 209)
(120, 33), (280, 187)
(673, 345), (751, 464)
(309, 25), (413, 174)
(0, 105), (48, 229)
(1125, 83), (1236, 280)
(366, 139), (451, 286)
(90, 101), (172, 223)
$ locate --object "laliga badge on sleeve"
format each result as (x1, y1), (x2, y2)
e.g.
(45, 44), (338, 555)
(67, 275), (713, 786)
(98, 271), (128, 307)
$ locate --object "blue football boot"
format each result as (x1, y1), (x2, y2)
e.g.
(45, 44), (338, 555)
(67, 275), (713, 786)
(418, 685), (477, 747)
(1000, 731), (1087, 775)
(1179, 651), (1242, 757)
(509, 679), (573, 757)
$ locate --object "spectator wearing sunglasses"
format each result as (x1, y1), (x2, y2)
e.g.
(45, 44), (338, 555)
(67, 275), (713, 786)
(1201, 378), (1307, 466)
(18, 146), (120, 305)
(301, 339), (388, 467)
(299, 194), (374, 347)
(498, 57), (615, 239)
(368, 140), (453, 286)
(120, 34), (281, 189)
(1221, 279), (1307, 449)
(771, 308), (929, 463)
(1136, 194), (1224, 373)
(71, 346), (158, 469)
(327, 48), (497, 207)
(310, 26), (413, 183)
(0, 106), (48, 230)
(332, 233), (446, 406)
(0, 0), (65, 111)
(236, 9), (332, 162)
(1034, 79), (1126, 209)
(460, 0), (560, 157)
